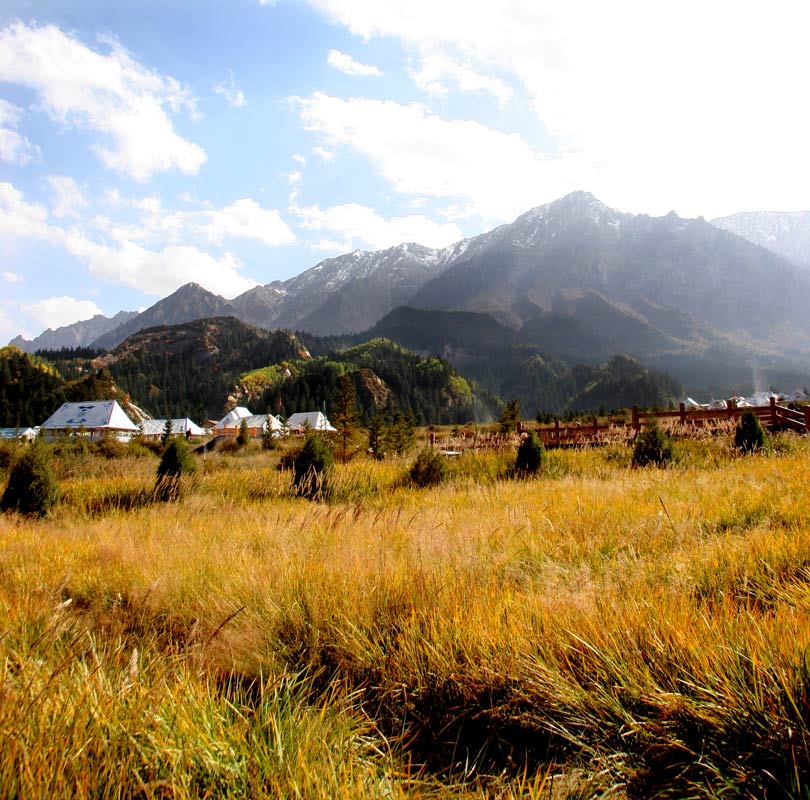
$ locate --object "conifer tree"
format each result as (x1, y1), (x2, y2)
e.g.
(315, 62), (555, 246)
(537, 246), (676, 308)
(161, 418), (173, 449)
(331, 373), (359, 462)
(498, 399), (521, 436)
(237, 418), (250, 447)
(367, 414), (385, 460)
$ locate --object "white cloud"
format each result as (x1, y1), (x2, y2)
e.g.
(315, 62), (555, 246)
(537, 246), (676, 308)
(20, 295), (103, 329)
(201, 198), (296, 247)
(45, 175), (88, 219)
(409, 52), (513, 104)
(327, 49), (383, 78)
(0, 21), (206, 180)
(64, 233), (258, 298)
(3, 270), (22, 283)
(312, 145), (334, 161)
(0, 99), (40, 165)
(89, 192), (295, 249)
(0, 181), (61, 242)
(303, 1), (810, 218)
(213, 69), (246, 108)
(294, 201), (463, 250)
(292, 152), (307, 165)
(297, 93), (575, 220)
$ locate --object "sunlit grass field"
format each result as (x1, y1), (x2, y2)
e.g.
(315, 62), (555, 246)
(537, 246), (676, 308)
(1, 431), (809, 798)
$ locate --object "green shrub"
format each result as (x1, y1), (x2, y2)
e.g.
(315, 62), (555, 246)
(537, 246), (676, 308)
(95, 435), (128, 459)
(515, 431), (547, 477)
(632, 419), (674, 467)
(735, 409), (766, 454)
(262, 422), (278, 451)
(1, 442), (60, 516)
(409, 448), (447, 488)
(155, 437), (196, 501)
(293, 435), (334, 499)
(237, 419), (250, 447)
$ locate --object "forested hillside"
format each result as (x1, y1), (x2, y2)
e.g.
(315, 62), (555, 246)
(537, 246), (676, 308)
(0, 346), (140, 427)
(99, 317), (308, 421)
(235, 338), (495, 425)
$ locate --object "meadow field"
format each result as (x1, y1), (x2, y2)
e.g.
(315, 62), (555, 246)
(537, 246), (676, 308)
(0, 431), (809, 798)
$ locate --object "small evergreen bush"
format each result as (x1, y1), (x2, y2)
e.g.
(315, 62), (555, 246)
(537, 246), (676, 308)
(515, 431), (548, 477)
(155, 437), (196, 501)
(1, 442), (59, 516)
(735, 409), (766, 454)
(631, 419), (674, 467)
(409, 448), (447, 488)
(237, 419), (250, 447)
(262, 422), (278, 451)
(293, 435), (334, 499)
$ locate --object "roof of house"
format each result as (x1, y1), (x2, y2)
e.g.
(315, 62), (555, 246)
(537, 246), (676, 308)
(139, 418), (205, 437)
(244, 413), (282, 430)
(215, 407), (252, 429)
(287, 411), (336, 432)
(41, 400), (138, 431)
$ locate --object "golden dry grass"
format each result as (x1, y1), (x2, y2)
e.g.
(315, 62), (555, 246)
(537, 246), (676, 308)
(0, 434), (809, 797)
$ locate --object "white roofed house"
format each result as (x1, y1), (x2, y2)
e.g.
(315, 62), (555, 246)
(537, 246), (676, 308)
(139, 418), (205, 440)
(40, 400), (139, 442)
(215, 407), (282, 439)
(286, 411), (336, 433)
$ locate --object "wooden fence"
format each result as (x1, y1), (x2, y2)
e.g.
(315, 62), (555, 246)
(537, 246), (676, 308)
(532, 397), (809, 448)
(429, 398), (809, 453)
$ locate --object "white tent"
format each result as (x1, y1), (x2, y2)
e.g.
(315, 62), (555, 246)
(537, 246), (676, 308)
(139, 418), (205, 439)
(215, 407), (252, 431)
(287, 411), (336, 433)
(0, 427), (37, 441)
(41, 400), (138, 442)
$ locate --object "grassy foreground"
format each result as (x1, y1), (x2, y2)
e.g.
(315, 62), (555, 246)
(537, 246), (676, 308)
(1, 435), (809, 798)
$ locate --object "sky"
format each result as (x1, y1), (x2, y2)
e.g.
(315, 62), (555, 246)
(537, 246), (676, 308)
(2, 0), (810, 343)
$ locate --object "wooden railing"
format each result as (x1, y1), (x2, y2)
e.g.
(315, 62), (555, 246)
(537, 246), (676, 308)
(531, 397), (809, 447)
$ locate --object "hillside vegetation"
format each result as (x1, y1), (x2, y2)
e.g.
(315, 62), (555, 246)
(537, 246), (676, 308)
(0, 430), (808, 797)
(0, 346), (136, 427)
(236, 337), (494, 424)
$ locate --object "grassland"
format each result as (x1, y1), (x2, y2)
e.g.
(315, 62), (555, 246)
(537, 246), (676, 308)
(0, 431), (809, 798)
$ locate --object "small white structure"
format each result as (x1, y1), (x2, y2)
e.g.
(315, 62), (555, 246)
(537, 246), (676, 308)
(287, 411), (336, 433)
(40, 400), (139, 442)
(215, 407), (253, 431)
(215, 407), (282, 438)
(139, 418), (205, 440)
(683, 397), (705, 410)
(0, 427), (38, 442)
(787, 389), (809, 402)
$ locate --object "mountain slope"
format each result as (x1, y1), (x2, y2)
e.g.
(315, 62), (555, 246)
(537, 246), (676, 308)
(232, 242), (462, 335)
(10, 310), (138, 353)
(411, 192), (810, 356)
(712, 210), (810, 268)
(92, 283), (238, 350)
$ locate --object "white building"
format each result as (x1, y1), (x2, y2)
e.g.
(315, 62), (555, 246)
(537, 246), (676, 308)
(139, 418), (205, 440)
(40, 400), (139, 442)
(215, 407), (282, 438)
(286, 411), (336, 433)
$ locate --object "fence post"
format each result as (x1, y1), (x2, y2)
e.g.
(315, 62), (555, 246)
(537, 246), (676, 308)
(679, 402), (686, 425)
(770, 396), (778, 430)
(632, 405), (640, 433)
(804, 407), (810, 433)
(554, 418), (560, 444)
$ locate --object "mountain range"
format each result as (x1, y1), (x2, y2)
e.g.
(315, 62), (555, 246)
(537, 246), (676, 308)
(11, 191), (810, 396)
